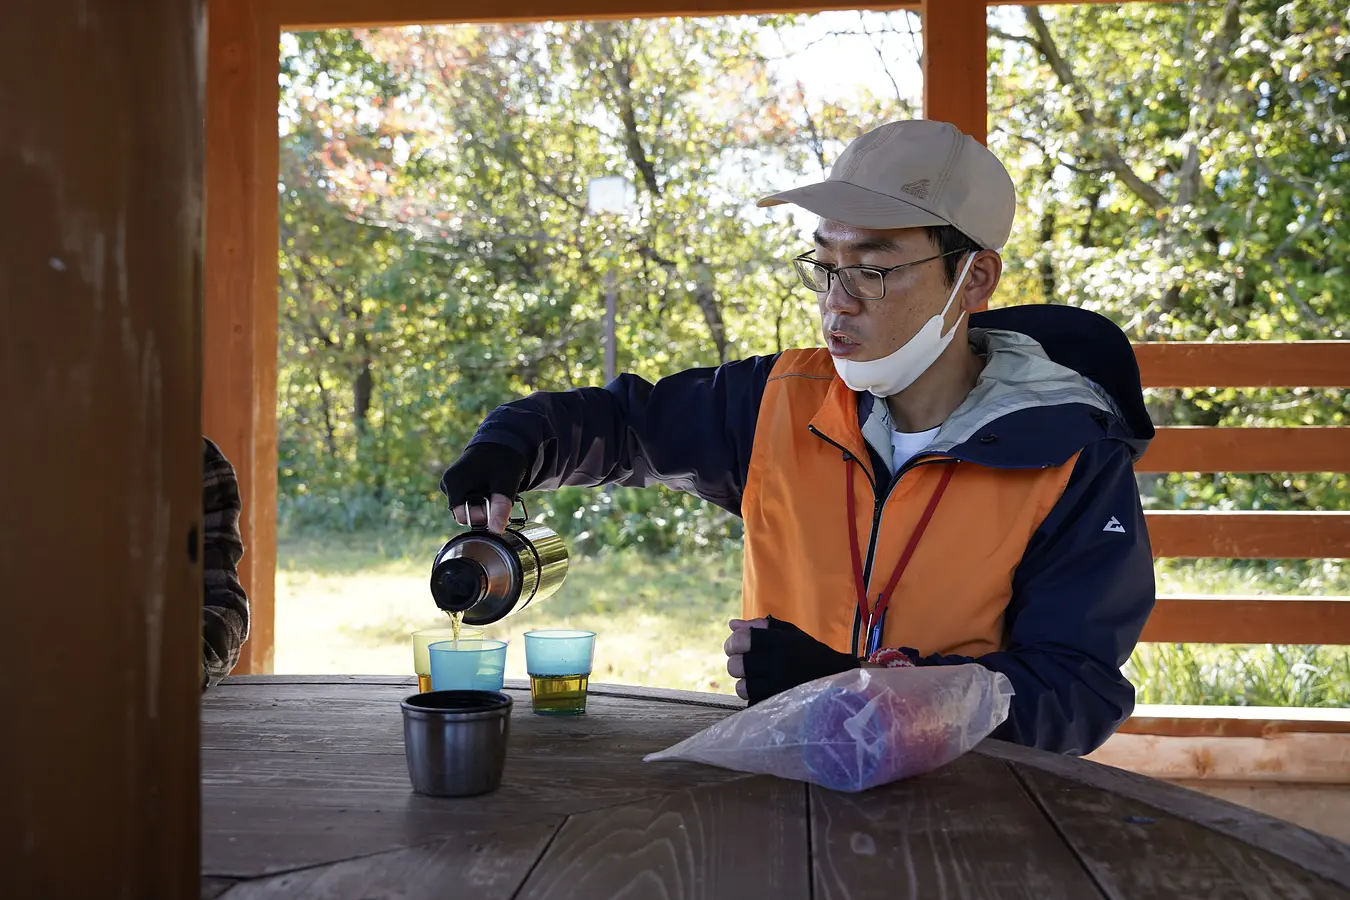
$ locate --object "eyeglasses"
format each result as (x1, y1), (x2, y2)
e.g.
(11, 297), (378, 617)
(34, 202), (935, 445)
(791, 248), (969, 301)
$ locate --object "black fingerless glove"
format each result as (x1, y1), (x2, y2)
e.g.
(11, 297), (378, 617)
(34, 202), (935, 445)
(743, 616), (860, 705)
(439, 442), (529, 512)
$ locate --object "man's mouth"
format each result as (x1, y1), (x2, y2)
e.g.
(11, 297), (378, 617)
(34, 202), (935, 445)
(827, 330), (861, 357)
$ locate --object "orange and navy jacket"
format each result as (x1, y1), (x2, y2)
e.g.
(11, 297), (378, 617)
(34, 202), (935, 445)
(468, 305), (1157, 755)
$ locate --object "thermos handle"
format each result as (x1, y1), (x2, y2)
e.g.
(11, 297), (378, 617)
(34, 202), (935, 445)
(462, 497), (529, 530)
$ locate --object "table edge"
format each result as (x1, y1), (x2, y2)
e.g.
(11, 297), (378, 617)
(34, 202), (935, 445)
(976, 738), (1350, 891)
(214, 676), (1350, 888)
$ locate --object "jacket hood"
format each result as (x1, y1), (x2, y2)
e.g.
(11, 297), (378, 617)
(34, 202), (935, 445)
(860, 304), (1154, 471)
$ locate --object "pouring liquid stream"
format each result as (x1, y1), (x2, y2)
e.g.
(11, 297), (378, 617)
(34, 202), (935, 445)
(416, 611), (468, 694)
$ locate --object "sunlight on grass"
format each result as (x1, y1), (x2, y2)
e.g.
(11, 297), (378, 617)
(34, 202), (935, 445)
(275, 533), (1349, 706)
(276, 537), (741, 693)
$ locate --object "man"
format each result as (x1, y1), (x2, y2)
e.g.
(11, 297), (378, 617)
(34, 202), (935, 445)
(438, 119), (1156, 755)
(203, 437), (250, 689)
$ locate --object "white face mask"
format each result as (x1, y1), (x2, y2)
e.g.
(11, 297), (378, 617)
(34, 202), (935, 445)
(832, 252), (976, 398)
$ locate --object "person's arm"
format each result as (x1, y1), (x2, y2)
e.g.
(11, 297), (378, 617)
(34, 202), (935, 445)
(450, 356), (780, 517)
(897, 440), (1155, 755)
(202, 438), (250, 690)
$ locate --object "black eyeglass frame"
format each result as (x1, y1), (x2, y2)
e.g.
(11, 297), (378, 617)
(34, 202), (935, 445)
(791, 247), (970, 301)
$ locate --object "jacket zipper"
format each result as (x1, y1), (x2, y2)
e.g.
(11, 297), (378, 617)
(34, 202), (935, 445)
(808, 424), (954, 656)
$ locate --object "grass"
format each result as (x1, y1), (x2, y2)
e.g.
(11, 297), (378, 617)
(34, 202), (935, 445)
(275, 531), (1350, 707)
(277, 533), (742, 693)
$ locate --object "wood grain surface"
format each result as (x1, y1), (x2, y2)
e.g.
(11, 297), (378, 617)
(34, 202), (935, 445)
(1016, 765), (1350, 900)
(517, 777), (809, 900)
(810, 753), (1104, 900)
(202, 678), (1350, 898)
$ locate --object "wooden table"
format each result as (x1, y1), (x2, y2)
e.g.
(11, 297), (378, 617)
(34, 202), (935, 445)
(203, 676), (1350, 899)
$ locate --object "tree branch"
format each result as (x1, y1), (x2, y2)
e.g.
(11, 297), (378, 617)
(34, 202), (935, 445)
(596, 24), (661, 197)
(1023, 7), (1171, 211)
(794, 81), (829, 177)
(636, 243), (678, 269)
(998, 129), (1106, 175)
(986, 25), (1039, 48)
(1175, 0), (1242, 209)
(857, 11), (903, 104)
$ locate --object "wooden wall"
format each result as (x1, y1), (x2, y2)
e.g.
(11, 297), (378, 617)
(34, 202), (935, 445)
(0, 0), (204, 894)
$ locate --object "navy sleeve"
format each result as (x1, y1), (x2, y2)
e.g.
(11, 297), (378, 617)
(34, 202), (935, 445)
(467, 355), (780, 517)
(903, 440), (1155, 755)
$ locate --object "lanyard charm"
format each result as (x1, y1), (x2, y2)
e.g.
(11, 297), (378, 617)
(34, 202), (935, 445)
(865, 605), (888, 657)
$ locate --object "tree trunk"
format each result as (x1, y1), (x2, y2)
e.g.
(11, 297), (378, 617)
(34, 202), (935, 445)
(353, 328), (374, 431)
(693, 278), (728, 364)
(1080, 188), (1101, 248)
(354, 358), (373, 431)
(315, 370), (338, 457)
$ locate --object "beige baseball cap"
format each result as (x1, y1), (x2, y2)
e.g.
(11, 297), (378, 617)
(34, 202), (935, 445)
(757, 119), (1017, 251)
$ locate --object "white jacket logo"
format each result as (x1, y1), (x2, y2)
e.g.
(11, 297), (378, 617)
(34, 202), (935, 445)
(1102, 517), (1126, 534)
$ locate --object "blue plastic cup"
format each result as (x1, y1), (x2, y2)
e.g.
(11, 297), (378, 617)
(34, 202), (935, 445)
(429, 639), (508, 692)
(523, 629), (596, 716)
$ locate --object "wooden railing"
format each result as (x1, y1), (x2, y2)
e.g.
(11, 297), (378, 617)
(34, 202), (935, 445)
(1132, 341), (1350, 646)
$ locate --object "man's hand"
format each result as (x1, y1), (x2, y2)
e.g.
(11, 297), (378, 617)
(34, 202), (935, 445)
(724, 616), (860, 704)
(724, 618), (768, 701)
(439, 443), (528, 534)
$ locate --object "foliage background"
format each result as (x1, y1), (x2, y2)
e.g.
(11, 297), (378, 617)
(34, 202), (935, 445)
(269, 2), (1349, 703)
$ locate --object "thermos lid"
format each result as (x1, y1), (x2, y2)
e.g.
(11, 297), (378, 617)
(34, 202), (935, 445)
(431, 530), (521, 617)
(431, 557), (489, 613)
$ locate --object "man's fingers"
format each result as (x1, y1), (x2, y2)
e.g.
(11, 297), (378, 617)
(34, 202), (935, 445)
(723, 629), (752, 656)
(486, 493), (513, 534)
(455, 494), (513, 532)
(727, 655), (745, 679)
(735, 679), (748, 701)
(728, 618), (767, 631)
(458, 498), (490, 527)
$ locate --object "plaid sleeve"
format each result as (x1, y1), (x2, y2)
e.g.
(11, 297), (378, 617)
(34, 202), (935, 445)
(202, 437), (250, 689)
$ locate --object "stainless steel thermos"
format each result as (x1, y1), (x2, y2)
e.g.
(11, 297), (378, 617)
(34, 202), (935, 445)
(430, 499), (569, 626)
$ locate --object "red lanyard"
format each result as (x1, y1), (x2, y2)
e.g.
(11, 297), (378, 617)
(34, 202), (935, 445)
(845, 459), (956, 657)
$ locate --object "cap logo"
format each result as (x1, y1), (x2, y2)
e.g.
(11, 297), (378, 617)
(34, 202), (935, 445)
(900, 179), (930, 199)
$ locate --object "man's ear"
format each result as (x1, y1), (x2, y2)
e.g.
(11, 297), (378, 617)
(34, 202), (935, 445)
(962, 250), (1003, 312)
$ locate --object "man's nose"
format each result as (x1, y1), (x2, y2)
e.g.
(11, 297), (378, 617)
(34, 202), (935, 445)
(822, 280), (862, 315)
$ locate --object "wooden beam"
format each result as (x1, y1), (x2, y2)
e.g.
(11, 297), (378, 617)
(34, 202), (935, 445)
(2, 0), (203, 894)
(206, 0), (279, 673)
(1140, 596), (1350, 645)
(276, 0), (1157, 29)
(1138, 427), (1350, 474)
(1135, 342), (1350, 389)
(1089, 731), (1350, 787)
(279, 0), (913, 28)
(1118, 705), (1350, 739)
(1146, 511), (1350, 559)
(254, 20), (281, 677)
(921, 0), (987, 143)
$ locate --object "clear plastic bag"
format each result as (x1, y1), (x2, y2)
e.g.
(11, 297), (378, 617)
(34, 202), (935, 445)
(645, 665), (1014, 792)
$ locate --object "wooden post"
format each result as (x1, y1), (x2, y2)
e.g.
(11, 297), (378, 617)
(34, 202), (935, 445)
(0, 1), (203, 895)
(205, 0), (280, 673)
(921, 0), (987, 144)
